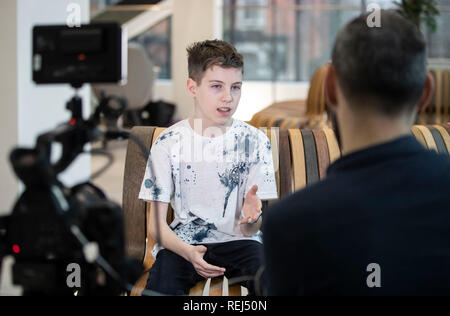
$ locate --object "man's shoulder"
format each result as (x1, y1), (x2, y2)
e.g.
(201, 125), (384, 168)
(266, 171), (356, 224)
(415, 150), (450, 183)
(424, 149), (450, 167)
(266, 180), (331, 218)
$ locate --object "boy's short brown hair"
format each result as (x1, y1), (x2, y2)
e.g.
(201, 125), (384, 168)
(187, 39), (244, 84)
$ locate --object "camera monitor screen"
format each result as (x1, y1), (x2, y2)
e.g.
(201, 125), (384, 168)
(32, 23), (127, 86)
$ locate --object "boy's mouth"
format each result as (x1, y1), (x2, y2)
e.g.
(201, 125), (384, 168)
(217, 107), (231, 113)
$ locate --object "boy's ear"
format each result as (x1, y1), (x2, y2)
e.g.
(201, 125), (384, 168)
(187, 78), (197, 98)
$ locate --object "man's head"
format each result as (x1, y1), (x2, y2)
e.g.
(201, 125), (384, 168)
(186, 40), (244, 129)
(326, 10), (433, 118)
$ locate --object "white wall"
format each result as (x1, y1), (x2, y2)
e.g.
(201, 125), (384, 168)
(154, 79), (176, 104)
(0, 0), (19, 216)
(172, 0), (223, 121)
(0, 0), (91, 215)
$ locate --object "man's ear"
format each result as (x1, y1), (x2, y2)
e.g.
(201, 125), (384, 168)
(324, 64), (338, 112)
(416, 71), (435, 113)
(187, 78), (197, 98)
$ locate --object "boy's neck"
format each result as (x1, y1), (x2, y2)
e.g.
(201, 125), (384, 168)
(188, 117), (234, 138)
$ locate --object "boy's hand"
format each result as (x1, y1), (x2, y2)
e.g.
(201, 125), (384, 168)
(187, 245), (226, 279)
(238, 184), (262, 225)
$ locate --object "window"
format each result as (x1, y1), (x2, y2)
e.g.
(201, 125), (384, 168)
(90, 0), (122, 18)
(130, 17), (172, 79)
(223, 0), (450, 82)
(427, 0), (450, 60)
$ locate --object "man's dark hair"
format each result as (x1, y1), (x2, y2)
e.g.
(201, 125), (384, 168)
(187, 39), (244, 84)
(332, 10), (427, 115)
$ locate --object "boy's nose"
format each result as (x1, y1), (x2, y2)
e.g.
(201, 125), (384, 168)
(221, 90), (233, 102)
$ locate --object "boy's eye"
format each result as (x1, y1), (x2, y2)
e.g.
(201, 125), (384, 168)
(212, 85), (221, 89)
(232, 85), (241, 91)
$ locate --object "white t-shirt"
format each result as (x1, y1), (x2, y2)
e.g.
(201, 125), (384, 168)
(138, 119), (278, 257)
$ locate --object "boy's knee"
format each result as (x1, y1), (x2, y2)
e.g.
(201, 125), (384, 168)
(145, 249), (199, 295)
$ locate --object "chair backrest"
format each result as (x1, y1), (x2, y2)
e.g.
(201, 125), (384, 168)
(305, 63), (330, 128)
(248, 64), (331, 130)
(122, 124), (450, 268)
(123, 126), (156, 262)
(248, 100), (307, 129)
(411, 124), (450, 154)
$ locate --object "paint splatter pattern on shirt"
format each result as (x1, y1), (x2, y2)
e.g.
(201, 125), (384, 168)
(138, 119), (278, 255)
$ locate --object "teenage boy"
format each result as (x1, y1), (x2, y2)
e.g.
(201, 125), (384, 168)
(139, 40), (278, 295)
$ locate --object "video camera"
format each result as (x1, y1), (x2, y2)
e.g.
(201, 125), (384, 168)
(0, 23), (145, 295)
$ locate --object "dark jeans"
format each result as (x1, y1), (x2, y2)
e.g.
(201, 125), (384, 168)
(145, 240), (265, 295)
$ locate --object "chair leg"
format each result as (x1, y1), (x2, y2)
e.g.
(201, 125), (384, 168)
(130, 271), (150, 296)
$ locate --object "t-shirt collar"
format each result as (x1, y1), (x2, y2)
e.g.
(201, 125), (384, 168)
(185, 118), (236, 140)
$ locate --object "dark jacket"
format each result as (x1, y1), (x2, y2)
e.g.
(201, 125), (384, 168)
(263, 136), (450, 295)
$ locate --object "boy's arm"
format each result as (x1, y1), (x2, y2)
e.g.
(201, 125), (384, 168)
(239, 132), (278, 236)
(238, 184), (263, 237)
(149, 201), (226, 278)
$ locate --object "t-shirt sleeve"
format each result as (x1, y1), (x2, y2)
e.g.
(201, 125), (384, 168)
(244, 132), (278, 200)
(138, 141), (174, 203)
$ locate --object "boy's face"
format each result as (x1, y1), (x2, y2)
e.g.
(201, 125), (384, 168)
(187, 65), (242, 128)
